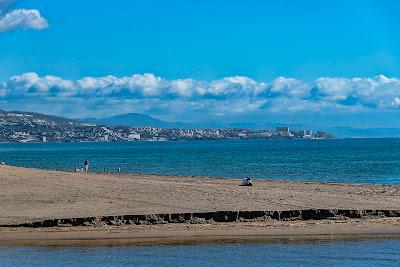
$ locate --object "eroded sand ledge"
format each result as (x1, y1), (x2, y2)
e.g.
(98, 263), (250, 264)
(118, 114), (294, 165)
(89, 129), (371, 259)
(1, 165), (400, 245)
(3, 209), (400, 228)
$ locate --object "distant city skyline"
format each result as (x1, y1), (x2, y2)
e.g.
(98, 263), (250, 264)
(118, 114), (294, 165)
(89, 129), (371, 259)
(1, 0), (400, 128)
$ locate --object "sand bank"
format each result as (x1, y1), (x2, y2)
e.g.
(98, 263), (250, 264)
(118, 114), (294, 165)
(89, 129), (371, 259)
(1, 165), (399, 245)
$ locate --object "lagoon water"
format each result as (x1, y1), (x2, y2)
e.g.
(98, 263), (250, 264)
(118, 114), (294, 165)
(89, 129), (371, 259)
(1, 240), (400, 267)
(0, 138), (399, 184)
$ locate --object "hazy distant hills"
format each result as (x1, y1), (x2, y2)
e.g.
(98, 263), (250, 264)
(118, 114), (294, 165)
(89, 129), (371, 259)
(0, 110), (81, 126)
(82, 113), (195, 128)
(81, 112), (400, 138)
(1, 110), (399, 138)
(0, 110), (101, 142)
(327, 127), (400, 138)
(82, 113), (273, 129)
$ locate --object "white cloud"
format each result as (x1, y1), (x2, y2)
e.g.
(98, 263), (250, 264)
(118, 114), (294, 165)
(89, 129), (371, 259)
(392, 97), (400, 107)
(0, 1), (48, 32)
(1, 73), (400, 118)
(269, 77), (310, 98)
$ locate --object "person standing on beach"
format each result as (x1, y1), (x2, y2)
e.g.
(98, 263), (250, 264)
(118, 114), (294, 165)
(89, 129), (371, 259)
(84, 159), (89, 172)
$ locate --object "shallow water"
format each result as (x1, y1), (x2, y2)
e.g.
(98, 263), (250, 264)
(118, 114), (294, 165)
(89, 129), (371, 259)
(1, 138), (400, 184)
(1, 239), (400, 267)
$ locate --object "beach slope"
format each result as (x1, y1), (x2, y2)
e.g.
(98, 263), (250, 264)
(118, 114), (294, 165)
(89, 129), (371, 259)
(1, 165), (399, 245)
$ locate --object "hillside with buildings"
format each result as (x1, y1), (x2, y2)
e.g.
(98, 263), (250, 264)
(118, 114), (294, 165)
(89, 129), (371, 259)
(0, 110), (333, 143)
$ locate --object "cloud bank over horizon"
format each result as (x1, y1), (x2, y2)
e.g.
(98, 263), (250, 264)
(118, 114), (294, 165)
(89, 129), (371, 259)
(0, 0), (48, 32)
(1, 72), (400, 125)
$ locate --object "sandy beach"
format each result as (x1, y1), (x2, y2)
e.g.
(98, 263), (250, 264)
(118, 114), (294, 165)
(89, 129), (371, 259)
(1, 165), (400, 245)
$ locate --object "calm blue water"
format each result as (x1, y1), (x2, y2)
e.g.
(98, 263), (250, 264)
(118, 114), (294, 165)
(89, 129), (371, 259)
(0, 138), (399, 184)
(1, 139), (400, 263)
(1, 240), (400, 266)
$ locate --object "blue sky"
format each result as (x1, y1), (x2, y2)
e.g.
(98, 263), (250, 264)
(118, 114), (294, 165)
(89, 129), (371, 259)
(1, 0), (400, 127)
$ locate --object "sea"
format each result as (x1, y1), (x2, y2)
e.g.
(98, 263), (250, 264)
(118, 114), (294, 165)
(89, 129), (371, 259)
(0, 138), (399, 184)
(1, 138), (400, 266)
(1, 240), (400, 266)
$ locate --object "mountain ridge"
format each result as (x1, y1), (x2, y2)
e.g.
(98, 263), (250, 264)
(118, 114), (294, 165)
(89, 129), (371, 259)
(81, 113), (400, 138)
(81, 113), (195, 128)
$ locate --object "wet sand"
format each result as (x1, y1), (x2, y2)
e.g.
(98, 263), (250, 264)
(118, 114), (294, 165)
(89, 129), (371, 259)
(1, 165), (400, 245)
(1, 218), (400, 246)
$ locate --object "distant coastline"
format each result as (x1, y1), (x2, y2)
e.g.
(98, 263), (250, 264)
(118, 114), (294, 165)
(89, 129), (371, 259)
(0, 110), (334, 143)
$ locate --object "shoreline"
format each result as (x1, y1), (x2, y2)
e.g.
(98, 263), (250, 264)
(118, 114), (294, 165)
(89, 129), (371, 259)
(1, 165), (400, 246)
(0, 137), (339, 144)
(2, 218), (400, 247)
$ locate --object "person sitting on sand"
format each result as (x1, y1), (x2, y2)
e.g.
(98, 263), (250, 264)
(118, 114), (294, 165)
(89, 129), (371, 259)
(241, 176), (253, 186)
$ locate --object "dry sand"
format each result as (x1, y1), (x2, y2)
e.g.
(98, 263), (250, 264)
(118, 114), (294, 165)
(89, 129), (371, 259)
(1, 165), (400, 245)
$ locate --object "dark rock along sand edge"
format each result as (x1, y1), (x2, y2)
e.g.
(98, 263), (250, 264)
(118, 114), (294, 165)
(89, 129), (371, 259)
(4, 209), (400, 228)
